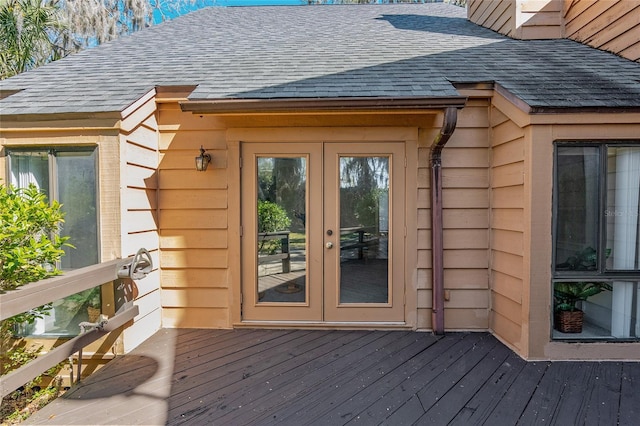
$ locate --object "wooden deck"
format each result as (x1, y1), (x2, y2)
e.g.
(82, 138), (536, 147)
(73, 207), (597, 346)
(26, 329), (640, 425)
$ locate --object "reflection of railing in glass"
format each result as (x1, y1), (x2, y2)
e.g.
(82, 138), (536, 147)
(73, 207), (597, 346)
(256, 157), (307, 303)
(339, 156), (389, 304)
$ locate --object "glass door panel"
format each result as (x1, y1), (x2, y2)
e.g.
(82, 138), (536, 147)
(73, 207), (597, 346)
(324, 143), (405, 323)
(339, 156), (390, 304)
(256, 157), (307, 303)
(241, 143), (322, 322)
(242, 142), (404, 324)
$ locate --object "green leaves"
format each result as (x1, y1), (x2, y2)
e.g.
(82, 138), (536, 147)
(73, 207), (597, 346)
(257, 200), (291, 234)
(553, 281), (613, 312)
(0, 0), (63, 79)
(0, 183), (69, 292)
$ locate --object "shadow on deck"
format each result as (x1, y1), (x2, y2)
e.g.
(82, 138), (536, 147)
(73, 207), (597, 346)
(26, 329), (640, 425)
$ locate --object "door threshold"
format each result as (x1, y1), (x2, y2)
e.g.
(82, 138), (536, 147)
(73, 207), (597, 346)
(235, 320), (412, 330)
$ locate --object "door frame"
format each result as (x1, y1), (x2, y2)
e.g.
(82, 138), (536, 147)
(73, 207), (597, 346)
(231, 128), (419, 329)
(323, 142), (406, 322)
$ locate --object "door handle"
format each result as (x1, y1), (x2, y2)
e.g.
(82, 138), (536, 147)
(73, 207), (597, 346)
(325, 242), (334, 249)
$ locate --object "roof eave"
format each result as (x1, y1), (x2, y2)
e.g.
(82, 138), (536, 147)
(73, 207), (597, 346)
(180, 96), (468, 114)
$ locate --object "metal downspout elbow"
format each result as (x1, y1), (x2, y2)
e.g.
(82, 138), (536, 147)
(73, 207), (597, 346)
(430, 107), (458, 335)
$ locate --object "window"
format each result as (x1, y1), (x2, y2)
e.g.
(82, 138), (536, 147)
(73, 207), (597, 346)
(553, 143), (640, 340)
(7, 147), (100, 336)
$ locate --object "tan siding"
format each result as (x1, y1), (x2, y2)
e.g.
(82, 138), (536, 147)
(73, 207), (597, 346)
(443, 229), (488, 249)
(416, 101), (491, 331)
(162, 268), (229, 288)
(491, 310), (522, 348)
(468, 0), (639, 54)
(160, 229), (228, 249)
(159, 169), (227, 189)
(159, 189), (228, 210)
(163, 307), (230, 328)
(564, 0), (640, 62)
(492, 250), (524, 281)
(443, 208), (489, 229)
(492, 161), (525, 188)
(160, 249), (227, 269)
(493, 270), (523, 303)
(159, 209), (227, 230)
(161, 288), (229, 308)
(516, 0), (564, 39)
(468, 0), (515, 37)
(158, 103), (231, 329)
(445, 309), (490, 330)
(491, 229), (524, 257)
(489, 98), (527, 353)
(445, 269), (489, 289)
(468, 0), (564, 39)
(491, 208), (524, 232)
(119, 93), (162, 348)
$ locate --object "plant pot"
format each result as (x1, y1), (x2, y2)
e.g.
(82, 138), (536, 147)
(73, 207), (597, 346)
(555, 309), (584, 333)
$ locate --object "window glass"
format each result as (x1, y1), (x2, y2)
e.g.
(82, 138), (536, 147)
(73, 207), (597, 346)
(57, 150), (99, 269)
(554, 280), (640, 340)
(553, 144), (640, 341)
(9, 151), (49, 198)
(8, 148), (100, 337)
(555, 147), (600, 271)
(606, 147), (640, 271)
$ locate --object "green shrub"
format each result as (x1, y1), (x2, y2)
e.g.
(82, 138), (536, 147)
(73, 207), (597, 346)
(1, 183), (71, 372)
(1, 184), (69, 292)
(257, 200), (291, 233)
(257, 201), (290, 255)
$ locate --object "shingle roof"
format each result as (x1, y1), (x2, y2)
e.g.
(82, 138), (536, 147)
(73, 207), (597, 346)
(1, 3), (640, 116)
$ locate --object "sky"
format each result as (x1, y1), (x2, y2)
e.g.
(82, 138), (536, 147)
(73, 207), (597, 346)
(154, 0), (305, 24)
(217, 0), (303, 4)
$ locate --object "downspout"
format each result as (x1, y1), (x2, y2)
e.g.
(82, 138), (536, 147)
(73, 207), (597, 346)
(430, 107), (458, 335)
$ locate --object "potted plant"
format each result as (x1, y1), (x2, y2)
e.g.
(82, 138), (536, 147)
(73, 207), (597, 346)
(553, 281), (612, 333)
(56, 287), (101, 326)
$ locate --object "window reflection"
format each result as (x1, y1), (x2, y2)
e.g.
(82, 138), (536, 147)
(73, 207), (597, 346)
(339, 156), (389, 304)
(256, 157), (307, 303)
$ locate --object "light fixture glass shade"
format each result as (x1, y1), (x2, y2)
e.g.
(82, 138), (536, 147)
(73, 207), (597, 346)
(195, 146), (211, 171)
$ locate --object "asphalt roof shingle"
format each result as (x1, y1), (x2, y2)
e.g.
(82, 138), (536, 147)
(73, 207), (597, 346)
(1, 3), (639, 116)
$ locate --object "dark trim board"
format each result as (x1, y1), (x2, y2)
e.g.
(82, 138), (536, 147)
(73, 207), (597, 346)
(27, 329), (638, 425)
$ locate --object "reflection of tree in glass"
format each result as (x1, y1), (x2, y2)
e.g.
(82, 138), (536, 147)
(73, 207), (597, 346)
(340, 157), (389, 229)
(57, 152), (98, 269)
(257, 157), (306, 233)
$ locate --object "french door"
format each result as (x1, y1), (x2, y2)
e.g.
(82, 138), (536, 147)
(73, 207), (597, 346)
(241, 142), (405, 323)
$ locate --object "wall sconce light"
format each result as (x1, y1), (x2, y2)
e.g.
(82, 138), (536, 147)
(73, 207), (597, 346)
(195, 145), (211, 172)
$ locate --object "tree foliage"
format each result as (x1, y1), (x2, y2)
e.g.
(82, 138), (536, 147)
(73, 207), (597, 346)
(0, 184), (69, 292)
(0, 0), (65, 79)
(0, 183), (71, 390)
(0, 0), (212, 79)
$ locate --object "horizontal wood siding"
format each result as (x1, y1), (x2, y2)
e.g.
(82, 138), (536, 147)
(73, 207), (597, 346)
(158, 103), (230, 329)
(564, 0), (640, 62)
(119, 95), (162, 351)
(469, 0), (638, 55)
(489, 100), (526, 352)
(417, 100), (491, 330)
(516, 0), (564, 40)
(468, 0), (564, 39)
(468, 0), (515, 37)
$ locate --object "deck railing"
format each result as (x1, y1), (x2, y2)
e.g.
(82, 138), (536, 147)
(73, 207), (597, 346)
(0, 249), (152, 399)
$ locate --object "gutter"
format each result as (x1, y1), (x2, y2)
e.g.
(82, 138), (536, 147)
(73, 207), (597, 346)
(430, 107), (458, 335)
(180, 96), (467, 114)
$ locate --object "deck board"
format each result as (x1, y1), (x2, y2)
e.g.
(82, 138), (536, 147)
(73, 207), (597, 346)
(25, 329), (639, 425)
